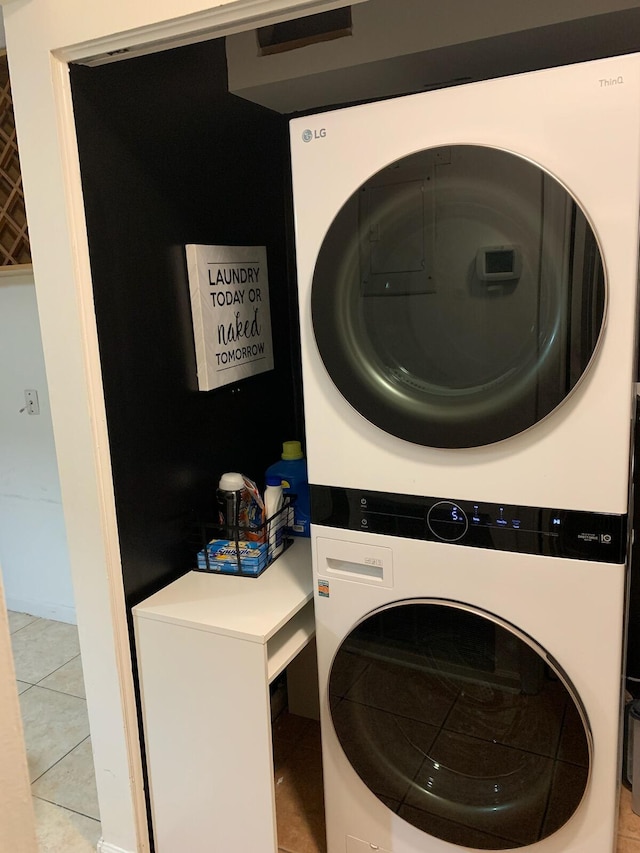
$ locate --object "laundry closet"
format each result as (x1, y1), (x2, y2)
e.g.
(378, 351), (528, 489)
(5, 2), (640, 852)
(67, 0), (640, 617)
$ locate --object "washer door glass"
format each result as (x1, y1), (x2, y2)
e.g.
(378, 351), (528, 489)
(329, 601), (591, 850)
(312, 145), (605, 447)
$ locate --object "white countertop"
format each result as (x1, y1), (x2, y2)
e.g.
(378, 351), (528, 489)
(132, 538), (313, 644)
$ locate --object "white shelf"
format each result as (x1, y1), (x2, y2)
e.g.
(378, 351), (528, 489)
(267, 599), (314, 683)
(132, 537), (316, 853)
(133, 537), (313, 642)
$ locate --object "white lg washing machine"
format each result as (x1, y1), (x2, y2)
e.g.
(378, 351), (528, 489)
(311, 510), (626, 853)
(289, 53), (640, 514)
(289, 54), (640, 853)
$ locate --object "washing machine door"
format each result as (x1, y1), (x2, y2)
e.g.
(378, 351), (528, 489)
(329, 600), (591, 850)
(312, 145), (605, 447)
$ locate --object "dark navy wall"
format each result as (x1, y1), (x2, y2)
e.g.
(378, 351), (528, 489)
(70, 38), (303, 607)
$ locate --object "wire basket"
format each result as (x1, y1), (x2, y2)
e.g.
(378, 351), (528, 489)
(192, 495), (295, 578)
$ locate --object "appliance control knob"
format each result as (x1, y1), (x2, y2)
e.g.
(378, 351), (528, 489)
(427, 501), (468, 542)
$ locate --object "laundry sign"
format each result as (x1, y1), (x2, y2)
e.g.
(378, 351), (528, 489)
(186, 244), (274, 390)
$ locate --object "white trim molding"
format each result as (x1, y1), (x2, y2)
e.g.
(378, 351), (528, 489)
(59, 0), (367, 66)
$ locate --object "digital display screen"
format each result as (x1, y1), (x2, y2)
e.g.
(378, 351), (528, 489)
(486, 249), (514, 274)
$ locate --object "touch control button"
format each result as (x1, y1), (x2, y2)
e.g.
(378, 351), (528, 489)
(427, 501), (469, 542)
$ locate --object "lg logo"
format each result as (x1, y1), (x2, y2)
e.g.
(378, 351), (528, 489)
(302, 128), (327, 142)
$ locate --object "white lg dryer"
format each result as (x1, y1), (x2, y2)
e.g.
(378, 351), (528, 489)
(289, 53), (640, 516)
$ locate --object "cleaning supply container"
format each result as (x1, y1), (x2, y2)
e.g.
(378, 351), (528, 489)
(216, 472), (244, 539)
(264, 475), (284, 560)
(265, 441), (310, 536)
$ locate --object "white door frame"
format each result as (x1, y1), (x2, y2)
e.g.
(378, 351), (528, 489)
(3, 2), (347, 850)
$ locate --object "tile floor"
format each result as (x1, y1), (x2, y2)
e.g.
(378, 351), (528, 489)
(7, 608), (640, 853)
(273, 710), (326, 853)
(8, 610), (101, 852)
(620, 786), (640, 852)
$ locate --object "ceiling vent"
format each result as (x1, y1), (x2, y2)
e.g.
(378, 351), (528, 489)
(257, 7), (352, 56)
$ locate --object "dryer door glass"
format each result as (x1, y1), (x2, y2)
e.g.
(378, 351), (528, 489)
(311, 145), (605, 447)
(329, 600), (591, 850)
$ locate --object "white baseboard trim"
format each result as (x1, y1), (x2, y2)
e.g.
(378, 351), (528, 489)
(97, 838), (135, 853)
(4, 595), (77, 624)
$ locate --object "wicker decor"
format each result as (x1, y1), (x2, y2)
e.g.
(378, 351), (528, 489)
(0, 51), (30, 266)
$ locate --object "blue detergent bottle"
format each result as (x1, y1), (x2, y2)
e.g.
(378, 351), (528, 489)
(265, 440), (310, 537)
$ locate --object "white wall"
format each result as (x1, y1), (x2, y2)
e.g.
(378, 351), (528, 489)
(0, 271), (74, 623)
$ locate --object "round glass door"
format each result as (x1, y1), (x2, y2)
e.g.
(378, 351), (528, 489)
(312, 145), (605, 447)
(329, 601), (591, 850)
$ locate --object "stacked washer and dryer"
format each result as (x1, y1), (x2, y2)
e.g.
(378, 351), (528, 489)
(289, 54), (640, 853)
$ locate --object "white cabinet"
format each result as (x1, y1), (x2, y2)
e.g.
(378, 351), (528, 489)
(133, 539), (315, 853)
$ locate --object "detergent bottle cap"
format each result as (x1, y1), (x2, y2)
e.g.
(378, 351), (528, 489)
(218, 472), (244, 491)
(281, 440), (304, 461)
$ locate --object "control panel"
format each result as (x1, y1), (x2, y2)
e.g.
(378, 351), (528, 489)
(310, 486), (627, 564)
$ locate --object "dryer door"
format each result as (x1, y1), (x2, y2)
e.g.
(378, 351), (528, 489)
(329, 600), (591, 850)
(311, 145), (605, 448)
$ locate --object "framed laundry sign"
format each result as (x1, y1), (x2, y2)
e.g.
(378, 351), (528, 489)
(186, 244), (274, 390)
